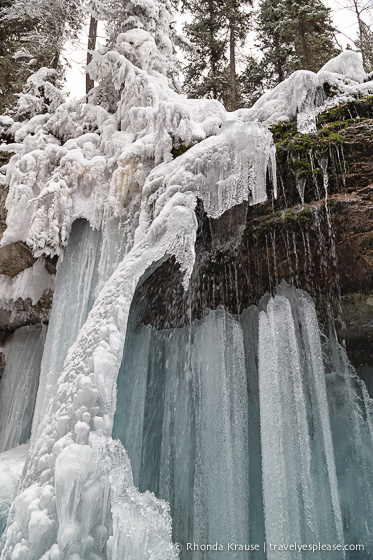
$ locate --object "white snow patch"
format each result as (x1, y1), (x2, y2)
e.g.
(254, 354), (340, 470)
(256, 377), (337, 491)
(319, 51), (367, 83)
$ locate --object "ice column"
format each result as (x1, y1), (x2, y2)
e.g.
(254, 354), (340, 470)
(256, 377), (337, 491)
(0, 326), (45, 452)
(325, 332), (373, 557)
(258, 289), (344, 559)
(114, 309), (250, 557)
(192, 311), (249, 553)
(31, 219), (102, 438)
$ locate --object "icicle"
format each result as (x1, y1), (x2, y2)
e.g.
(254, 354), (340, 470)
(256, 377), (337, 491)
(325, 331), (373, 556)
(192, 311), (249, 549)
(318, 157), (329, 199)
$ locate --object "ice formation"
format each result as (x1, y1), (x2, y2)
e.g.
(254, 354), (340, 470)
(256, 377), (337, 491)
(319, 51), (367, 83)
(238, 51), (373, 131)
(0, 12), (373, 558)
(0, 445), (28, 537)
(0, 327), (45, 453)
(112, 284), (373, 559)
(0, 260), (54, 306)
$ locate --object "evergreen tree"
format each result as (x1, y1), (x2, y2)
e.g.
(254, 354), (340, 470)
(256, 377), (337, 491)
(0, 0), (84, 112)
(0, 0), (35, 112)
(256, 0), (292, 87)
(1, 0), (84, 74)
(182, 0), (228, 103)
(87, 0), (179, 84)
(226, 0), (252, 109)
(239, 54), (266, 105)
(181, 0), (252, 110)
(257, 0), (339, 87)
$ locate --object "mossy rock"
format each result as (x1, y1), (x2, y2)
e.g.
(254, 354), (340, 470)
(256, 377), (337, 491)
(317, 96), (373, 127)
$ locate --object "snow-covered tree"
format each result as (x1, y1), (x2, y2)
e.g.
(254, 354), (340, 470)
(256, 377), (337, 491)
(1, 0), (84, 76)
(0, 0), (38, 112)
(88, 0), (179, 82)
(181, 0), (228, 103)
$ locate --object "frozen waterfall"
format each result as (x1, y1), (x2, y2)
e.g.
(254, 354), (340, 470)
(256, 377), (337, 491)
(111, 282), (373, 559)
(0, 326), (45, 453)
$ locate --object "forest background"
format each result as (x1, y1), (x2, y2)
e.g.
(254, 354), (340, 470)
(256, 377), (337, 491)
(1, 0), (373, 115)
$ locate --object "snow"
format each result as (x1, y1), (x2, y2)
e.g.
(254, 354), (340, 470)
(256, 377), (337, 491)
(319, 50), (367, 83)
(134, 120), (276, 244)
(15, 68), (65, 120)
(237, 51), (373, 130)
(0, 189), (197, 557)
(0, 259), (54, 305)
(0, 445), (28, 536)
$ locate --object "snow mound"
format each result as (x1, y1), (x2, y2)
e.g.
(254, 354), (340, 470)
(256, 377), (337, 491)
(237, 51), (373, 131)
(319, 50), (367, 83)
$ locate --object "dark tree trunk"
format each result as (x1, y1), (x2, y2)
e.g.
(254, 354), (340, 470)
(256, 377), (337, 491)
(86, 16), (98, 96)
(208, 0), (218, 99)
(229, 0), (237, 110)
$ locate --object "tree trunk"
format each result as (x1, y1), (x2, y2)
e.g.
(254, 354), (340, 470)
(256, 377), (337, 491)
(208, 0), (218, 99)
(86, 15), (98, 96)
(229, 1), (237, 111)
(353, 0), (366, 67)
(298, 20), (310, 70)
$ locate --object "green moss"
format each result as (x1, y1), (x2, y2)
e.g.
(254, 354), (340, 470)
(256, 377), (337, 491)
(324, 199), (347, 216)
(317, 96), (373, 126)
(284, 211), (296, 227)
(270, 121), (297, 144)
(298, 207), (312, 224)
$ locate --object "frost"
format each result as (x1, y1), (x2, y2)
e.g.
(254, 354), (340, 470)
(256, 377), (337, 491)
(15, 68), (65, 120)
(135, 120), (276, 243)
(238, 51), (373, 130)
